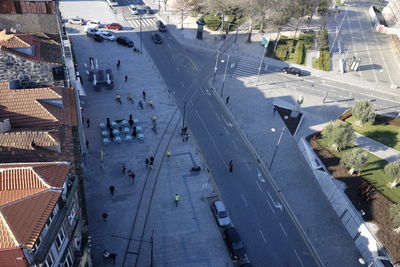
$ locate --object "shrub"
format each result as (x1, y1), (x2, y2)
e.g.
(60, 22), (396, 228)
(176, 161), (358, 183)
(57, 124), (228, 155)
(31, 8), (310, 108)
(322, 121), (355, 151)
(318, 50), (331, 71)
(299, 33), (314, 49)
(294, 40), (305, 64)
(203, 15), (221, 31)
(352, 100), (376, 126)
(317, 29), (329, 50)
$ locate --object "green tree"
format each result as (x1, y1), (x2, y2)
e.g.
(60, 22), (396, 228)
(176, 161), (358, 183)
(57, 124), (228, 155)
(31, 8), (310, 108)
(389, 203), (400, 233)
(322, 121), (355, 151)
(340, 148), (368, 175)
(352, 100), (375, 126)
(384, 160), (400, 188)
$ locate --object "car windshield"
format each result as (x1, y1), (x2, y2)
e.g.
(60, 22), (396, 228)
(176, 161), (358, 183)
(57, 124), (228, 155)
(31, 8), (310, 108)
(219, 211), (228, 218)
(232, 241), (244, 250)
(104, 33), (111, 37)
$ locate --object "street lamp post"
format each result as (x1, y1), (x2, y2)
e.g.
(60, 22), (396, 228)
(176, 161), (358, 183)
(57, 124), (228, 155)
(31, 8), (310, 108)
(220, 54), (230, 97)
(269, 126), (285, 170)
(212, 50), (220, 84)
(139, 14), (143, 52)
(256, 45), (267, 86)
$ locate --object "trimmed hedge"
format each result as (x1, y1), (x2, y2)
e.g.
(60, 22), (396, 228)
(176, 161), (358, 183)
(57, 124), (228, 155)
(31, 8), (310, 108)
(203, 15), (221, 31)
(294, 40), (305, 64)
(319, 50), (330, 71)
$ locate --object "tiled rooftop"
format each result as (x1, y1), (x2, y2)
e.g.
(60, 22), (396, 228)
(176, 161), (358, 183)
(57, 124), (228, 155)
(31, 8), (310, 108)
(0, 82), (77, 129)
(0, 162), (70, 249)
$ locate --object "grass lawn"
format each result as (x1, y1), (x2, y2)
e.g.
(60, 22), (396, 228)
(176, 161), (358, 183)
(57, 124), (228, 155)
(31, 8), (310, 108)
(346, 116), (400, 151)
(317, 136), (400, 204)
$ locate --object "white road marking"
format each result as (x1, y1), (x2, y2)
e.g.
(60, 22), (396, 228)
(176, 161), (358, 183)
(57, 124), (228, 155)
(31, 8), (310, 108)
(279, 223), (288, 237)
(255, 179), (262, 191)
(224, 127), (230, 136)
(257, 172), (265, 183)
(259, 230), (267, 244)
(345, 5), (362, 79)
(241, 194), (248, 207)
(267, 191), (283, 211)
(294, 249), (305, 267)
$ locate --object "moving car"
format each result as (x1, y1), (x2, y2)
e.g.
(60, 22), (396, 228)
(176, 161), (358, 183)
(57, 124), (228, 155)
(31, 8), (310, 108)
(152, 33), (162, 44)
(87, 33), (103, 42)
(282, 67), (302, 76)
(98, 32), (115, 41)
(156, 20), (166, 32)
(144, 6), (154, 14)
(223, 227), (246, 260)
(106, 23), (123, 31)
(128, 5), (139, 15)
(68, 17), (85, 25)
(116, 37), (134, 47)
(213, 200), (231, 227)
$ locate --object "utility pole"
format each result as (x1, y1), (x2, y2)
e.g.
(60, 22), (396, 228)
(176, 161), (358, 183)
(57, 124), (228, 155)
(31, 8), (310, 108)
(220, 54), (230, 97)
(269, 127), (285, 170)
(212, 50), (220, 84)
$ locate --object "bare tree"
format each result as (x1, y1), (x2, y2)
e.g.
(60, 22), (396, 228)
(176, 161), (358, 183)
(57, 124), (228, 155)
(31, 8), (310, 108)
(201, 0), (240, 33)
(173, 0), (192, 30)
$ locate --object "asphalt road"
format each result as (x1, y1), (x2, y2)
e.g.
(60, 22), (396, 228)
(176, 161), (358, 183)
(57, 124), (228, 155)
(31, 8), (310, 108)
(134, 21), (320, 266)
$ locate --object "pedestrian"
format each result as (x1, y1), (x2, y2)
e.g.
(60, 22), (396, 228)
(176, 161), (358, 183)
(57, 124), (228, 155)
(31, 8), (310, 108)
(124, 75), (128, 82)
(139, 100), (144, 110)
(115, 93), (122, 104)
(102, 213), (108, 221)
(142, 90), (146, 100)
(131, 170), (136, 183)
(151, 115), (157, 123)
(229, 160), (233, 173)
(85, 140), (89, 149)
(110, 253), (116, 264)
(226, 96), (230, 105)
(117, 60), (120, 70)
(121, 162), (126, 174)
(166, 151), (171, 160)
(183, 133), (189, 142)
(100, 161), (104, 170)
(175, 194), (179, 207)
(127, 169), (132, 177)
(273, 105), (277, 116)
(131, 127), (137, 138)
(147, 99), (154, 109)
(145, 158), (150, 168)
(82, 116), (84, 123)
(149, 156), (154, 169)
(109, 185), (115, 195)
(86, 118), (90, 128)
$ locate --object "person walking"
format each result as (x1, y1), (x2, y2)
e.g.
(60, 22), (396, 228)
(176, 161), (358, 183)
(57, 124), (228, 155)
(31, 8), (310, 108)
(226, 96), (230, 105)
(131, 170), (136, 184)
(175, 194), (179, 207)
(145, 158), (150, 168)
(124, 75), (128, 82)
(110, 253), (116, 264)
(149, 156), (154, 169)
(102, 213), (108, 221)
(109, 185), (115, 196)
(139, 100), (144, 110)
(115, 93), (122, 104)
(142, 90), (146, 101)
(117, 60), (120, 70)
(86, 118), (90, 128)
(229, 160), (233, 173)
(121, 163), (126, 174)
(85, 140), (89, 149)
(127, 169), (132, 178)
(166, 151), (171, 161)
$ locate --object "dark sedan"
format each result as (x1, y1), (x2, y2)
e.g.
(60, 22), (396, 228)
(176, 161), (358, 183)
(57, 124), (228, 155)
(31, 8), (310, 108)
(282, 67), (302, 76)
(116, 37), (134, 47)
(224, 227), (246, 261)
(152, 33), (162, 44)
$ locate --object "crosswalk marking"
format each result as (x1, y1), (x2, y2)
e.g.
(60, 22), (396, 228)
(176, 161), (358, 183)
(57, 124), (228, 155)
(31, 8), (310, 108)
(128, 17), (157, 28)
(232, 58), (260, 81)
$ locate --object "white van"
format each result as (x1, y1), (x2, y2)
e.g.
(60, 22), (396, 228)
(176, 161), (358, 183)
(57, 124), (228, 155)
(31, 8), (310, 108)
(87, 20), (101, 27)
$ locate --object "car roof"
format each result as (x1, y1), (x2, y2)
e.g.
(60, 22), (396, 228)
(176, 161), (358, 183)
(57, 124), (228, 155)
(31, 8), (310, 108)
(224, 227), (240, 241)
(214, 200), (226, 211)
(129, 4), (136, 8)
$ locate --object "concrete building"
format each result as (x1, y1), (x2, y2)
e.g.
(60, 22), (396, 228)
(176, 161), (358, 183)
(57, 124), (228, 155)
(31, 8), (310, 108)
(383, 0), (400, 29)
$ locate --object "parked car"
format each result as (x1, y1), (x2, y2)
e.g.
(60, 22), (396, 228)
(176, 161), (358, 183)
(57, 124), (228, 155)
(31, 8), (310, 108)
(213, 200), (231, 227)
(156, 20), (166, 32)
(87, 32), (104, 42)
(87, 20), (101, 27)
(116, 37), (134, 47)
(128, 4), (139, 15)
(68, 17), (85, 25)
(282, 67), (302, 76)
(144, 6), (154, 14)
(106, 0), (118, 7)
(106, 23), (123, 31)
(98, 32), (115, 41)
(86, 27), (107, 35)
(152, 33), (162, 44)
(223, 227), (246, 260)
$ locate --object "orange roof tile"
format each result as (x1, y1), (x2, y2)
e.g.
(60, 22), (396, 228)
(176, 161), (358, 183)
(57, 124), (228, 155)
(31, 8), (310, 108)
(0, 82), (77, 128)
(0, 247), (28, 267)
(0, 162), (70, 249)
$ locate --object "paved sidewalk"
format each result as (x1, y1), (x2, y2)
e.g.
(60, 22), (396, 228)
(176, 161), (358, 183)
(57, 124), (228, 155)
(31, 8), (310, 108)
(211, 76), (363, 266)
(356, 133), (400, 162)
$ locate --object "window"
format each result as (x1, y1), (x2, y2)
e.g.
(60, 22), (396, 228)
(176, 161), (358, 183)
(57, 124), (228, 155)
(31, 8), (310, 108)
(31, 236), (42, 254)
(63, 251), (73, 267)
(68, 203), (76, 225)
(46, 209), (56, 228)
(44, 253), (53, 267)
(55, 227), (65, 250)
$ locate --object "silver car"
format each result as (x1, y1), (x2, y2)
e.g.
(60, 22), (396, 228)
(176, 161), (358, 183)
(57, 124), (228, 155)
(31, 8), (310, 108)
(213, 200), (231, 227)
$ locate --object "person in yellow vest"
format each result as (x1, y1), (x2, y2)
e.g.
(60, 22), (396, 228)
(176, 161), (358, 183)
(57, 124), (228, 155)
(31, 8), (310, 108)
(166, 151), (171, 161)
